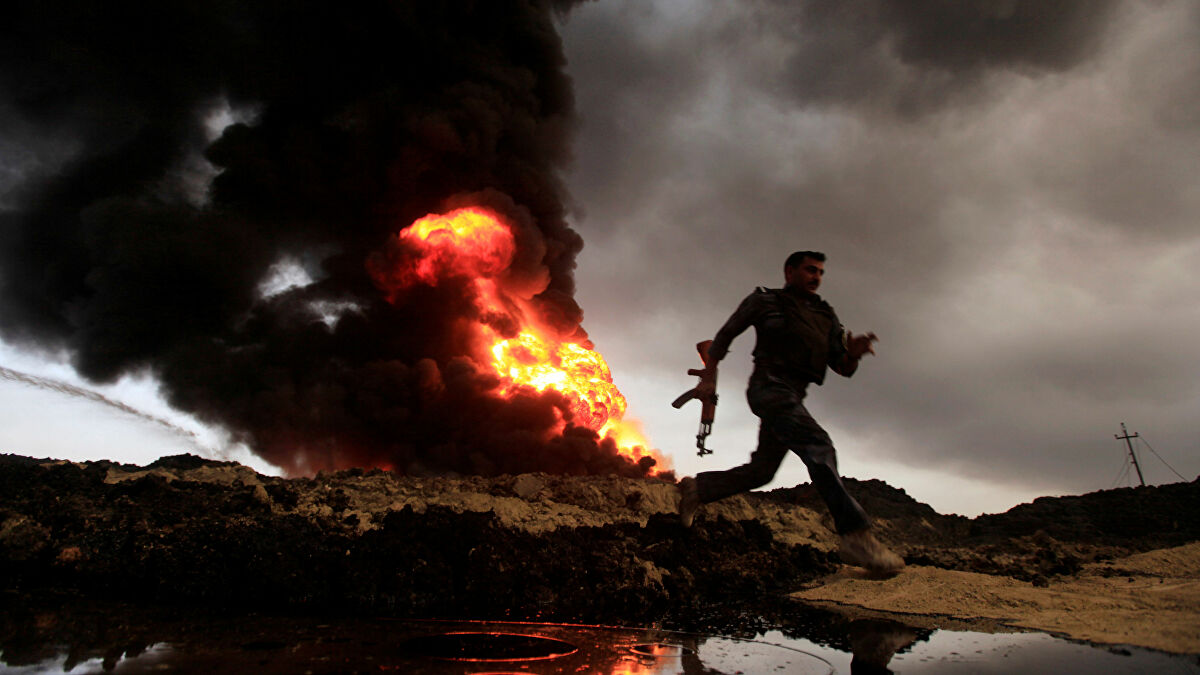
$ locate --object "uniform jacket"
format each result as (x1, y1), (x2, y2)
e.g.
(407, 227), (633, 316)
(708, 285), (849, 386)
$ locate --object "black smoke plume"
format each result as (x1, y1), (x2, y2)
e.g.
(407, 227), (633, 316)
(0, 0), (659, 477)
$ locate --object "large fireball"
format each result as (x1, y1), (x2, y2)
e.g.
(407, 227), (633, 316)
(372, 205), (662, 472)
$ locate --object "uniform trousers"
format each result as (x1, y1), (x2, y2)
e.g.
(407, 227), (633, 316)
(694, 371), (871, 535)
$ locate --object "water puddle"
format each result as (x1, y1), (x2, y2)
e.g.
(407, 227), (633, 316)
(0, 617), (831, 674)
(1, 604), (1196, 674)
(760, 623), (1200, 674)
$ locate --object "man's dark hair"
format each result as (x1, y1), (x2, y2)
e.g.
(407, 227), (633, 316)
(785, 251), (826, 269)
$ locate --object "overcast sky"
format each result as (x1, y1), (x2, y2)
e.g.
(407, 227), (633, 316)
(2, 0), (1197, 516)
(562, 0), (1200, 514)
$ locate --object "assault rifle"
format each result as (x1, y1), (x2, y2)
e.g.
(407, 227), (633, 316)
(671, 340), (718, 456)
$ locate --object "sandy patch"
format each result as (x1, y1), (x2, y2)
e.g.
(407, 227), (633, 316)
(100, 462), (840, 544)
(793, 542), (1200, 654)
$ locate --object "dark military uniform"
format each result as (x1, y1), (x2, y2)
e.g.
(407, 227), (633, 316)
(694, 285), (871, 534)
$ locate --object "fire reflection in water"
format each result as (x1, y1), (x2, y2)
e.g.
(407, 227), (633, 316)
(392, 626), (829, 674)
(0, 617), (833, 674)
(6, 610), (1192, 674)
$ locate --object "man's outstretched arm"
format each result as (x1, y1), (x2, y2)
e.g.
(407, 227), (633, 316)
(833, 331), (878, 377)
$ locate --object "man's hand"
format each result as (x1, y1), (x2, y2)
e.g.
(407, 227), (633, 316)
(846, 332), (879, 360)
(672, 341), (720, 456)
(695, 369), (718, 401)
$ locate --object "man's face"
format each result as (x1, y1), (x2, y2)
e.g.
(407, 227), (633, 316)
(785, 258), (825, 294)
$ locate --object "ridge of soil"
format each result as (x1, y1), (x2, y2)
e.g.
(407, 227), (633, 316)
(2, 453), (1198, 653)
(0, 453), (832, 622)
(759, 475), (1200, 584)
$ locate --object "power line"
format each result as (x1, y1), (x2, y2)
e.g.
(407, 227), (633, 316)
(1139, 436), (1188, 482)
(1108, 457), (1132, 489)
(1106, 441), (1134, 489)
(1109, 422), (1189, 487)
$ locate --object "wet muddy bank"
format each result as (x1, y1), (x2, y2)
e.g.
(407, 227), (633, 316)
(4, 593), (1199, 674)
(0, 592), (863, 667)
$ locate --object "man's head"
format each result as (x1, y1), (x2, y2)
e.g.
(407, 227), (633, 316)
(784, 250), (826, 294)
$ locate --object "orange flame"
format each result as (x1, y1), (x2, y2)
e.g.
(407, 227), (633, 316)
(391, 206), (663, 471)
(402, 207), (516, 285)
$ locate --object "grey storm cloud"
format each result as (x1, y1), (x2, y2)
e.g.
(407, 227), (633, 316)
(562, 0), (1200, 510)
(761, 0), (1122, 114)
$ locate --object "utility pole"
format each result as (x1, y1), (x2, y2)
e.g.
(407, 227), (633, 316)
(1115, 422), (1146, 487)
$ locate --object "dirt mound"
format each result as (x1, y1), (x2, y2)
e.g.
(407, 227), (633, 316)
(3, 452), (1198, 654)
(969, 481), (1200, 546)
(0, 454), (833, 622)
(755, 476), (1200, 583)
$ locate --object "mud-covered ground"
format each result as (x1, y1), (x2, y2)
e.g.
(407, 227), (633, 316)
(2, 453), (1198, 653)
(0, 454), (832, 623)
(796, 543), (1200, 655)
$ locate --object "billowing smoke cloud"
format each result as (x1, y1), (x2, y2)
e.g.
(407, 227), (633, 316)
(0, 0), (659, 478)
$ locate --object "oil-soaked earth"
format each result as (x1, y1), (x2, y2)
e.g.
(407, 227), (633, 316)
(1, 452), (1197, 627)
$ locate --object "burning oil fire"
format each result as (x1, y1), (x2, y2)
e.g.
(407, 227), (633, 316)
(375, 205), (663, 472)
